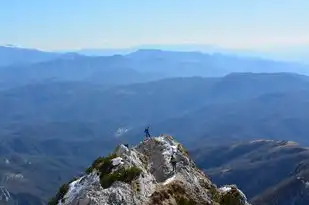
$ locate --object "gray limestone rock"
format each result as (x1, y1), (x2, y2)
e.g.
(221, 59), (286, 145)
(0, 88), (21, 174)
(54, 136), (250, 205)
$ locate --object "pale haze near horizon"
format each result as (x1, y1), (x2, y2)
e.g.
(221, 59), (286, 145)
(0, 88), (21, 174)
(1, 0), (309, 51)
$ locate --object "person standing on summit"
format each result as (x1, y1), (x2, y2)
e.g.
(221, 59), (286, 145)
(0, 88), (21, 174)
(144, 126), (151, 139)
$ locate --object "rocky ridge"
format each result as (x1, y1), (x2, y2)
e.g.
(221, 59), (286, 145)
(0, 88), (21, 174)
(50, 136), (250, 205)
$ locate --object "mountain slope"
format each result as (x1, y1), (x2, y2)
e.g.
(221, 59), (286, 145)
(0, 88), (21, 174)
(1, 73), (309, 139)
(191, 140), (309, 204)
(50, 136), (250, 205)
(0, 45), (59, 67)
(0, 55), (162, 89)
(0, 136), (119, 204)
(150, 89), (309, 146)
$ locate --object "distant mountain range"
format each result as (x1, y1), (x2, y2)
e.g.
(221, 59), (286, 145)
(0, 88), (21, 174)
(62, 44), (229, 56)
(59, 44), (309, 64)
(1, 45), (309, 90)
(2, 43), (308, 64)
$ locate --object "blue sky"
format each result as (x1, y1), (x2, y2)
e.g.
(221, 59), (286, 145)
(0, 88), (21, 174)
(1, 0), (309, 50)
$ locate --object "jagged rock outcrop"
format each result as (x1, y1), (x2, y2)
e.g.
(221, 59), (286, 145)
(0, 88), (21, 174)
(50, 136), (250, 205)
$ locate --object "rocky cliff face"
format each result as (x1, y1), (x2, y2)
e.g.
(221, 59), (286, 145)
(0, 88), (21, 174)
(49, 136), (250, 205)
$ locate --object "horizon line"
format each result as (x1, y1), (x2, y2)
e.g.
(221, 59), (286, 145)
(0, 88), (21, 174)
(2, 43), (309, 53)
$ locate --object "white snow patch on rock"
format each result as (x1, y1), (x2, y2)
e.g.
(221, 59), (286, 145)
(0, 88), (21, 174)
(219, 186), (232, 193)
(112, 157), (124, 166)
(65, 177), (85, 203)
(171, 145), (178, 154)
(157, 137), (179, 157)
(163, 175), (176, 185)
(219, 185), (250, 205)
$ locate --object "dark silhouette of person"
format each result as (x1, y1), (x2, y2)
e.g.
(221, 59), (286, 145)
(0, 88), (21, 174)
(171, 154), (177, 173)
(144, 126), (151, 138)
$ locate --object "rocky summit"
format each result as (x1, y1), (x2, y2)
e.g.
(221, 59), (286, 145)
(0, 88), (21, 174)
(49, 136), (250, 205)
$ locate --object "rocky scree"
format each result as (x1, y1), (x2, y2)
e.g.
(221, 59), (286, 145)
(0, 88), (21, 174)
(49, 136), (251, 205)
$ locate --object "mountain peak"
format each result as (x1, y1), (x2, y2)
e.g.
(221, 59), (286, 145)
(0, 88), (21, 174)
(50, 136), (250, 205)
